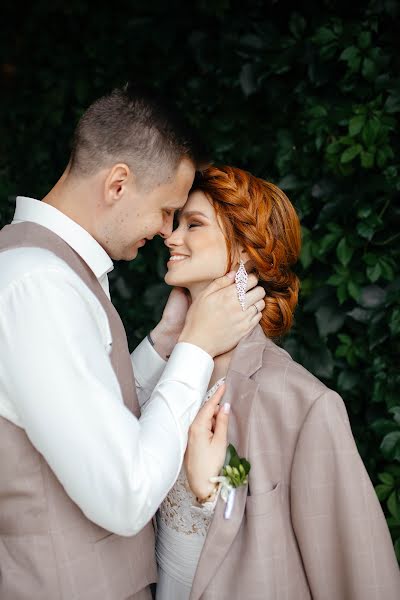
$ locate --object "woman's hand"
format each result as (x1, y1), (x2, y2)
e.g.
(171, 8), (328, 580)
(185, 385), (230, 501)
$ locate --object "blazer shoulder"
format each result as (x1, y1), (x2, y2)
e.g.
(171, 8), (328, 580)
(254, 337), (332, 409)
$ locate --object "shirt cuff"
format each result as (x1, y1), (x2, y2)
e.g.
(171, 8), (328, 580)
(157, 342), (214, 422)
(131, 336), (166, 391)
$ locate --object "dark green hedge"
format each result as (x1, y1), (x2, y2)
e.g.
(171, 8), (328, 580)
(1, 0), (399, 559)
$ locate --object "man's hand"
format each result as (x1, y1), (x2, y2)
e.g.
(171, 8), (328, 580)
(185, 385), (230, 501)
(179, 272), (265, 358)
(150, 287), (191, 360)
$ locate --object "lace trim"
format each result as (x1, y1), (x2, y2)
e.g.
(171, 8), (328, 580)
(157, 377), (226, 537)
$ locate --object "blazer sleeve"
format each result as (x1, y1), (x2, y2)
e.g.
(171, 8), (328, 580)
(290, 390), (400, 600)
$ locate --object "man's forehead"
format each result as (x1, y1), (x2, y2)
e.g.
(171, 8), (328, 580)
(162, 193), (189, 209)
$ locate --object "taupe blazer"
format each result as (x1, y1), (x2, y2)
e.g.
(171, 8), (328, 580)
(190, 325), (400, 599)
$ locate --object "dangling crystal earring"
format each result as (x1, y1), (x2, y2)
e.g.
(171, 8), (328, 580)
(235, 259), (248, 311)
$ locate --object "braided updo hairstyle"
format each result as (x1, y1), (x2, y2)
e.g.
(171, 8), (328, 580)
(193, 165), (301, 338)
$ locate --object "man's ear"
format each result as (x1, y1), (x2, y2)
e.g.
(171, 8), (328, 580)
(104, 163), (133, 205)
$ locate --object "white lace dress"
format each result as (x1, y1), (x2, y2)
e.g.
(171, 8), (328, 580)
(155, 378), (225, 600)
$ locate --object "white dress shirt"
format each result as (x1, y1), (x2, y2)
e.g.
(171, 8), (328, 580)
(0, 197), (213, 536)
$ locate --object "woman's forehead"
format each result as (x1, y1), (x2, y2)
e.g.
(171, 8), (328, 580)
(184, 190), (214, 213)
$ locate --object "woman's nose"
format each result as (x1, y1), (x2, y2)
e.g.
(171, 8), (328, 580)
(164, 227), (182, 247)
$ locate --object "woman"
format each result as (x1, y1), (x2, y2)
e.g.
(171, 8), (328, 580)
(155, 166), (400, 599)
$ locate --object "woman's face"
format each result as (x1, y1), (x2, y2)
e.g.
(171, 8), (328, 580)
(164, 190), (229, 293)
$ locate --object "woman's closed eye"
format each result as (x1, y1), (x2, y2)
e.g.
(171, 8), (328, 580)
(187, 221), (202, 229)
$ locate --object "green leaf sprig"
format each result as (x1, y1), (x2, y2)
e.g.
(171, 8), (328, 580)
(222, 443), (251, 488)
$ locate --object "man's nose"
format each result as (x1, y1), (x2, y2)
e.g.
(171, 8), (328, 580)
(158, 223), (173, 239)
(164, 227), (181, 247)
(158, 214), (175, 239)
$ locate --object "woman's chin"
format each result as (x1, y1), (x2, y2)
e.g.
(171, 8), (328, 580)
(164, 272), (188, 287)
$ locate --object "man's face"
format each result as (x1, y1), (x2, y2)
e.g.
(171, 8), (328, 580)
(102, 158), (195, 261)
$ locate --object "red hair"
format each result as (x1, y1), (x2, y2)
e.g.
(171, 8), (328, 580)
(193, 166), (301, 338)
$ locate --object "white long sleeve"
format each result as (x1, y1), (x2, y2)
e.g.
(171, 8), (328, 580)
(0, 251), (213, 537)
(0, 196), (214, 536)
(132, 337), (167, 408)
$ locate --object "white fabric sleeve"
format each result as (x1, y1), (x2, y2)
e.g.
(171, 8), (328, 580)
(131, 336), (167, 408)
(0, 267), (213, 536)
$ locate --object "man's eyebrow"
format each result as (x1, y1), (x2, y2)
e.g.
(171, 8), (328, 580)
(176, 210), (210, 219)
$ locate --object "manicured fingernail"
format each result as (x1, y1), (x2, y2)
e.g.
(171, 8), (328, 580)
(223, 402), (231, 414)
(227, 271), (236, 279)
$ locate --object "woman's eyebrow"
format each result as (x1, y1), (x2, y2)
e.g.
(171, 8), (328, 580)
(177, 210), (210, 219)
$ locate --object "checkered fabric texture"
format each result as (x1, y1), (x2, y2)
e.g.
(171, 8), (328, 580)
(190, 327), (400, 599)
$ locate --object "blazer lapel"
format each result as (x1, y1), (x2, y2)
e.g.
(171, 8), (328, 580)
(190, 326), (266, 600)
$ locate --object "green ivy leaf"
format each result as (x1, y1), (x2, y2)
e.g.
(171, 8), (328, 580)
(357, 221), (375, 240)
(375, 484), (392, 501)
(362, 117), (381, 146)
(338, 370), (359, 390)
(336, 238), (354, 266)
(395, 539), (400, 562)
(388, 490), (400, 521)
(340, 144), (362, 163)
(300, 238), (313, 268)
(340, 45), (359, 63)
(367, 263), (382, 282)
(315, 305), (345, 337)
(361, 150), (375, 168)
(381, 432), (400, 461)
(371, 419), (399, 436)
(349, 115), (365, 136)
(389, 308), (400, 335)
(362, 57), (376, 80)
(385, 94), (400, 114)
(347, 280), (360, 301)
(390, 407), (400, 426)
(358, 31), (371, 49)
(326, 141), (342, 154)
(337, 282), (348, 304)
(378, 472), (395, 486)
(313, 27), (337, 45)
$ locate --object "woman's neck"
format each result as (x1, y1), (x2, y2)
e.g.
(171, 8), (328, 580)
(209, 350), (234, 388)
(188, 283), (237, 388)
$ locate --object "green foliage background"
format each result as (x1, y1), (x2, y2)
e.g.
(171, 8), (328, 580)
(1, 0), (399, 559)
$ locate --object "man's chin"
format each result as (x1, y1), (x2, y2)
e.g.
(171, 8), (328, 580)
(112, 248), (139, 261)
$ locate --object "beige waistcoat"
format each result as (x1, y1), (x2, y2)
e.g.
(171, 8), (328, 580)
(0, 222), (156, 600)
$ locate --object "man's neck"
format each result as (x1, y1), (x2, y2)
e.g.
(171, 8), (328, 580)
(42, 170), (97, 237)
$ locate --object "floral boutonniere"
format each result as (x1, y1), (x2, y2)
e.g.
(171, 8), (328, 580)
(210, 443), (251, 519)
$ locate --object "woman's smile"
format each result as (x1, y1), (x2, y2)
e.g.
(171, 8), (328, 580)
(167, 253), (190, 265)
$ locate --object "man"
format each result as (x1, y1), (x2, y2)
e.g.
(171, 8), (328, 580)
(0, 86), (265, 599)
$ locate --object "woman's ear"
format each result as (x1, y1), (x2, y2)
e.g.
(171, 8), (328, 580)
(234, 247), (251, 265)
(232, 247), (255, 274)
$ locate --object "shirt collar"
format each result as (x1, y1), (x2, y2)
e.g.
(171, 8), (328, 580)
(13, 197), (114, 280)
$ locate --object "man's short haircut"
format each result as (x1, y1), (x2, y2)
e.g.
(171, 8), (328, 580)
(69, 84), (208, 188)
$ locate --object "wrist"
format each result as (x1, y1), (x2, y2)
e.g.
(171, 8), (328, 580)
(154, 319), (181, 343)
(193, 482), (218, 504)
(178, 327), (215, 358)
(150, 320), (180, 359)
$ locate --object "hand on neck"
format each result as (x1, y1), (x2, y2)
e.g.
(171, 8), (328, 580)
(187, 282), (236, 387)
